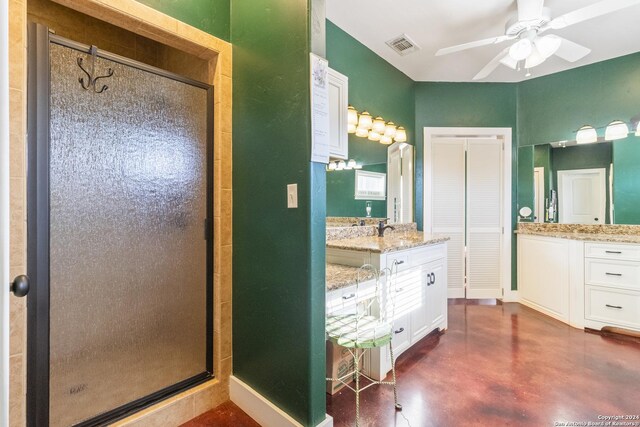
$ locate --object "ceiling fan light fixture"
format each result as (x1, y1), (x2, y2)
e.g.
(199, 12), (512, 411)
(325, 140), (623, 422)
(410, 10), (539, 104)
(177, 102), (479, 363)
(509, 38), (532, 61)
(536, 34), (562, 59)
(605, 120), (629, 141)
(499, 55), (519, 70)
(576, 125), (598, 144)
(524, 45), (545, 69)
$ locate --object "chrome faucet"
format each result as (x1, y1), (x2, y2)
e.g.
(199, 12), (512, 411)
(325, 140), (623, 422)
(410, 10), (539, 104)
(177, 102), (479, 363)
(377, 219), (395, 237)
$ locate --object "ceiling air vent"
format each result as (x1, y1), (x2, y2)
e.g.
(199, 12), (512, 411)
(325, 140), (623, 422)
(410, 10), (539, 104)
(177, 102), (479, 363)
(386, 34), (420, 56)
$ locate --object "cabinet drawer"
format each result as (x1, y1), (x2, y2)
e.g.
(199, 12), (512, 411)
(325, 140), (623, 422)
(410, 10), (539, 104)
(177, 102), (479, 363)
(585, 259), (640, 290)
(390, 314), (411, 355)
(386, 252), (410, 272)
(585, 285), (640, 330)
(585, 243), (640, 261)
(385, 243), (447, 272)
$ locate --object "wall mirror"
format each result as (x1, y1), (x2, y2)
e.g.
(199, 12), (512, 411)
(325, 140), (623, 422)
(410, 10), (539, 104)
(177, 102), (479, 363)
(327, 141), (414, 223)
(517, 136), (640, 225)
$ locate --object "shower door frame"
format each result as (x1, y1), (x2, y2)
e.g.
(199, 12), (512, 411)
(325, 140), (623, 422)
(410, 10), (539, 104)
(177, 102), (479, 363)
(26, 24), (215, 427)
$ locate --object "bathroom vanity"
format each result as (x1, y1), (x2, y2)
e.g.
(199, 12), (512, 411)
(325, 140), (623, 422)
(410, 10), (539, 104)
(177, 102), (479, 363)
(517, 224), (640, 333)
(326, 226), (449, 380)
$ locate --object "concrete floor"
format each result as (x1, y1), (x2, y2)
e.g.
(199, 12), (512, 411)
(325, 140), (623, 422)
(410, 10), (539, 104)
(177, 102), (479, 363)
(186, 302), (640, 426)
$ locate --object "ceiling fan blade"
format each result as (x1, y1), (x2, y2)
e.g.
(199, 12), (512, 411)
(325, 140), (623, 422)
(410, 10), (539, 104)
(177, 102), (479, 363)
(553, 37), (591, 62)
(473, 47), (510, 80)
(548, 0), (640, 30)
(517, 0), (545, 22)
(435, 35), (511, 56)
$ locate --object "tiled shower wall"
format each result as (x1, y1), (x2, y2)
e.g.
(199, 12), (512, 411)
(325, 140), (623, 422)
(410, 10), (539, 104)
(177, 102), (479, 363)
(8, 0), (233, 425)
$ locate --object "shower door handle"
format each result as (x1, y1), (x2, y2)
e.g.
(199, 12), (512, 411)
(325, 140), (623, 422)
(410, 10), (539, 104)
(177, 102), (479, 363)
(10, 274), (30, 297)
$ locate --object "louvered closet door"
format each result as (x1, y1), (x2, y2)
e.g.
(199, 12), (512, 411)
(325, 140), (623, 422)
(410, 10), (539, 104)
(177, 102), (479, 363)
(466, 139), (503, 298)
(431, 138), (466, 298)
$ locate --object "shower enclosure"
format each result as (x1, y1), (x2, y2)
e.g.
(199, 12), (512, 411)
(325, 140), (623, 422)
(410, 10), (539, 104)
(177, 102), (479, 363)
(27, 24), (214, 426)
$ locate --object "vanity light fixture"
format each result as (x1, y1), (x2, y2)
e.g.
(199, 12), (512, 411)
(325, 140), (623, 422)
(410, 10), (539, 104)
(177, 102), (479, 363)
(347, 105), (359, 125)
(576, 125), (598, 144)
(604, 120), (629, 141)
(347, 106), (408, 144)
(358, 111), (373, 130)
(394, 126), (407, 143)
(326, 159), (362, 171)
(636, 121), (640, 137)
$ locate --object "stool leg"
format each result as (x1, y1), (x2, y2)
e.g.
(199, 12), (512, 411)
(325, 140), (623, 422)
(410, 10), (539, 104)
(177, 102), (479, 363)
(389, 343), (402, 410)
(354, 349), (360, 427)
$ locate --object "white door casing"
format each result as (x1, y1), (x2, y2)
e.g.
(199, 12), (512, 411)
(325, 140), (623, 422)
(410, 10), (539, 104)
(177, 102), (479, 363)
(1, 0), (10, 422)
(558, 168), (606, 224)
(424, 127), (513, 301)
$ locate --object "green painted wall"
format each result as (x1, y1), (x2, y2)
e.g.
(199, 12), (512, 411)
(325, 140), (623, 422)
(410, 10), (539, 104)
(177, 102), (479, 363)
(414, 82), (518, 229)
(614, 136), (640, 224)
(325, 20), (414, 218)
(517, 52), (640, 224)
(135, 0), (230, 41)
(231, 2), (325, 426)
(326, 163), (387, 218)
(414, 82), (519, 289)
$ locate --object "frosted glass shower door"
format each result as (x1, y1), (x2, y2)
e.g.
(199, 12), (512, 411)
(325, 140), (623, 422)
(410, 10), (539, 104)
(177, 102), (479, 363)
(29, 31), (213, 427)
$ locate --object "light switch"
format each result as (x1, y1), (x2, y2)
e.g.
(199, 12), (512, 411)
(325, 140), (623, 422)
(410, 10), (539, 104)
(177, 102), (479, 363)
(287, 184), (298, 208)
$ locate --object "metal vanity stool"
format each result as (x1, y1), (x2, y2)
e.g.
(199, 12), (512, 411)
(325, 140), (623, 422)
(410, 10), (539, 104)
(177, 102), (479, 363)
(325, 263), (402, 427)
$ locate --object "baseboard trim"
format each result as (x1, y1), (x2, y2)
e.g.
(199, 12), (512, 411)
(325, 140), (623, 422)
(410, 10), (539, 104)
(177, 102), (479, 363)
(501, 289), (519, 303)
(229, 376), (333, 427)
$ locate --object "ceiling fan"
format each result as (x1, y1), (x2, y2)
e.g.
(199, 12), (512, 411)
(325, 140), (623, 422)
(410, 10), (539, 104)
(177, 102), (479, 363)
(435, 0), (640, 80)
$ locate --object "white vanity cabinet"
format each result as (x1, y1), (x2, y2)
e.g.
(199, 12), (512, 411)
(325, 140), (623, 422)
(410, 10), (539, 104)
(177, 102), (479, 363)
(326, 242), (448, 380)
(584, 242), (640, 332)
(517, 234), (640, 333)
(328, 68), (348, 160)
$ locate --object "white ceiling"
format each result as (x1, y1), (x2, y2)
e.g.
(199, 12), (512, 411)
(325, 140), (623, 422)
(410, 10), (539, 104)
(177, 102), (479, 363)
(326, 0), (640, 82)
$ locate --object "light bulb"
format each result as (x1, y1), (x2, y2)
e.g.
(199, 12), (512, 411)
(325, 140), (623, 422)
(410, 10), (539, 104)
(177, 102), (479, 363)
(355, 127), (369, 138)
(348, 123), (356, 134)
(327, 162), (337, 171)
(384, 121), (397, 137)
(394, 126), (407, 142)
(368, 130), (381, 141)
(336, 160), (346, 170)
(347, 159), (357, 169)
(636, 122), (640, 137)
(380, 135), (393, 145)
(347, 105), (358, 125)
(372, 117), (386, 133)
(576, 125), (598, 144)
(605, 120), (629, 141)
(358, 111), (373, 130)
(509, 38), (532, 61)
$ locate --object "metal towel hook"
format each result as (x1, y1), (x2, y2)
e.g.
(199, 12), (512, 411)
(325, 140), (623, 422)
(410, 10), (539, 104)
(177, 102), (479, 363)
(77, 45), (113, 93)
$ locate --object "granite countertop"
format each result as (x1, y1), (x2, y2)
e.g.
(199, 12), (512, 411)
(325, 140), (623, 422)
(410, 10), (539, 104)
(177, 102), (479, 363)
(326, 231), (450, 253)
(515, 230), (640, 244)
(326, 263), (379, 291)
